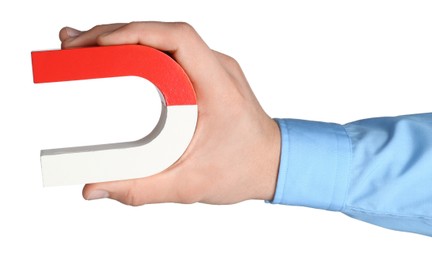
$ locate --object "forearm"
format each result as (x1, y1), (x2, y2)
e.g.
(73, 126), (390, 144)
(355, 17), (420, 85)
(271, 113), (432, 237)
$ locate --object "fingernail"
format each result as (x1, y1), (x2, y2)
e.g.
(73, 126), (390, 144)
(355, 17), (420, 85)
(87, 190), (109, 200)
(66, 27), (81, 38)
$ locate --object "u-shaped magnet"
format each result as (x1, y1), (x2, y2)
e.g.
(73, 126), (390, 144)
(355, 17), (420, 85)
(31, 45), (197, 186)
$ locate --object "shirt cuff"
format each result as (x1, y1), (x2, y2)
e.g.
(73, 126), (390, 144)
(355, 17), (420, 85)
(271, 118), (351, 211)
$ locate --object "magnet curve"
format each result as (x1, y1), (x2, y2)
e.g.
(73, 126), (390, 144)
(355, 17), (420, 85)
(31, 45), (197, 186)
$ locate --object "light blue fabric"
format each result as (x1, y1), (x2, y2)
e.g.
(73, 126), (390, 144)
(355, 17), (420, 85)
(272, 113), (432, 237)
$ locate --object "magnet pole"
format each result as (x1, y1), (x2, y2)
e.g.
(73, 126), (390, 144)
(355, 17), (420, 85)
(31, 45), (197, 186)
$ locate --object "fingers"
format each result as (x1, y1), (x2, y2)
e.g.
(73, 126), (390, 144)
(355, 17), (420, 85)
(59, 27), (81, 42)
(96, 22), (206, 57)
(59, 22), (247, 91)
(96, 22), (226, 92)
(60, 22), (230, 97)
(60, 23), (125, 49)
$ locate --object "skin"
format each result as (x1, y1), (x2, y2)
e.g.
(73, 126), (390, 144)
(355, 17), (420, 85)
(59, 22), (281, 206)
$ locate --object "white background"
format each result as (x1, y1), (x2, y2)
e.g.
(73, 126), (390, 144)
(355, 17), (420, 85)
(1, 0), (431, 259)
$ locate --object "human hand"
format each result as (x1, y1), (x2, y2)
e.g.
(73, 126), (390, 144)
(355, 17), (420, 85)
(59, 22), (281, 205)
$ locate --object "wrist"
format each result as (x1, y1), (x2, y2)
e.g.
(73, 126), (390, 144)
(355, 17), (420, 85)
(255, 118), (281, 201)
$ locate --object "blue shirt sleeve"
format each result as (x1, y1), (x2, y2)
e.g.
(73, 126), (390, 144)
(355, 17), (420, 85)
(271, 113), (432, 237)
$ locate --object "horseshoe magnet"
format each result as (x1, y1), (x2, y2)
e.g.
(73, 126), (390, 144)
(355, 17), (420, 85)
(31, 45), (197, 186)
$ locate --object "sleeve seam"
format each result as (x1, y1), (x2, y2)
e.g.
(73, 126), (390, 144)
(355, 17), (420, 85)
(278, 119), (289, 204)
(340, 125), (354, 212)
(344, 206), (432, 221)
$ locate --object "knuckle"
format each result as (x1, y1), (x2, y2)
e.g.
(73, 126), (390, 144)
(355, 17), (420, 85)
(126, 21), (141, 29)
(95, 34), (105, 45)
(225, 55), (241, 69)
(122, 182), (142, 206)
(173, 21), (193, 30)
(176, 190), (199, 204)
(90, 24), (104, 31)
(172, 22), (197, 37)
(175, 176), (205, 204)
(220, 54), (244, 77)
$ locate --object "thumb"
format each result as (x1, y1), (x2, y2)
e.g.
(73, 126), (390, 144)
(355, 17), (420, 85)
(83, 171), (179, 206)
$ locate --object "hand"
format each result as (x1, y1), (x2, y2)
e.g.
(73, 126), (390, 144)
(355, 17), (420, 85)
(59, 22), (281, 205)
